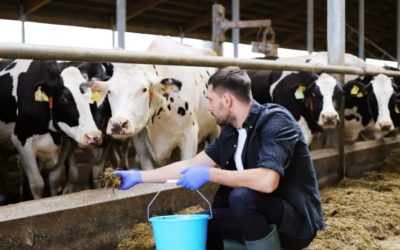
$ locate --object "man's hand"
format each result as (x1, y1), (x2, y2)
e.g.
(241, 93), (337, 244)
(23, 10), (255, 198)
(177, 166), (210, 190)
(113, 170), (142, 190)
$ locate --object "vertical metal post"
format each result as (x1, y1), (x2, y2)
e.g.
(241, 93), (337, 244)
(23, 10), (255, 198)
(327, 0), (346, 178)
(398, 0), (400, 67)
(20, 5), (26, 44)
(358, 0), (365, 59)
(116, 0), (126, 49)
(111, 17), (116, 48)
(307, 0), (314, 54)
(212, 4), (225, 56)
(232, 0), (240, 58)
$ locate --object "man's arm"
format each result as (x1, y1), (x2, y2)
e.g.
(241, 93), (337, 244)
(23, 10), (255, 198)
(141, 151), (217, 183)
(209, 167), (280, 193)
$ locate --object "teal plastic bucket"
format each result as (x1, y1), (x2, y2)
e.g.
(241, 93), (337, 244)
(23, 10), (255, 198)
(147, 181), (213, 250)
(150, 214), (209, 250)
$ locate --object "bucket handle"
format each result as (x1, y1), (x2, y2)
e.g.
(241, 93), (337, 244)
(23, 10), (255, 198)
(147, 180), (213, 221)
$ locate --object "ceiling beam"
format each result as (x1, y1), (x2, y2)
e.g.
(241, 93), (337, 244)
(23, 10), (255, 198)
(23, 0), (52, 15)
(126, 0), (165, 21)
(240, 1), (307, 41)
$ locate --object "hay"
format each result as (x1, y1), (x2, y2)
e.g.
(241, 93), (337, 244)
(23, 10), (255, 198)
(99, 167), (121, 190)
(306, 170), (400, 250)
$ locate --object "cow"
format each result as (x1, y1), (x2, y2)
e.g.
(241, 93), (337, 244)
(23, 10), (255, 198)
(276, 53), (398, 142)
(105, 36), (219, 169)
(0, 59), (103, 199)
(247, 69), (343, 146)
(57, 61), (120, 192)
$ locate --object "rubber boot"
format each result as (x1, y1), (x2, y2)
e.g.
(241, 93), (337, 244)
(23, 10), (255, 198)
(223, 239), (246, 250)
(244, 225), (281, 250)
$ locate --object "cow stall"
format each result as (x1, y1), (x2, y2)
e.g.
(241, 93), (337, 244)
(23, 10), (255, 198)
(0, 137), (399, 249)
(1, 43), (400, 249)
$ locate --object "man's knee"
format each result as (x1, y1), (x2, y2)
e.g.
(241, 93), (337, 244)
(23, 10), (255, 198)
(228, 187), (255, 215)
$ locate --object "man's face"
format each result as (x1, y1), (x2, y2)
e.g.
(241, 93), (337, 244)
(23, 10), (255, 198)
(206, 85), (232, 126)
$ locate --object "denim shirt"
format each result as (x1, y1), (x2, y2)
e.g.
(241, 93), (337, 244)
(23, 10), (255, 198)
(205, 101), (325, 239)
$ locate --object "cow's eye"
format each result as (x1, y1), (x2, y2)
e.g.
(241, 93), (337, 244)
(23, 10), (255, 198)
(143, 88), (147, 93)
(108, 90), (111, 95)
(60, 96), (69, 104)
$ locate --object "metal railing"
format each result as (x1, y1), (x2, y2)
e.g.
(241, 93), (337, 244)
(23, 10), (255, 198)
(1, 42), (400, 76)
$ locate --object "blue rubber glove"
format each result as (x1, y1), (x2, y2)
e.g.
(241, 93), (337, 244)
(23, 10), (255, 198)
(177, 166), (210, 190)
(113, 170), (143, 190)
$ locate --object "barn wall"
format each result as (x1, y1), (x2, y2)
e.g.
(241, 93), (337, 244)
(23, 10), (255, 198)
(0, 137), (399, 249)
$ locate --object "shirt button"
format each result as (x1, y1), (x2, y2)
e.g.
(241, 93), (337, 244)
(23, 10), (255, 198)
(226, 161), (229, 165)
(234, 144), (237, 148)
(250, 126), (253, 129)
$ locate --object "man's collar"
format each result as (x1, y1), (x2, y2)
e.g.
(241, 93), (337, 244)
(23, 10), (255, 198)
(242, 100), (262, 129)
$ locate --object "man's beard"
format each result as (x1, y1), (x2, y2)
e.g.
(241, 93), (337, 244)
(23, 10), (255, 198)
(213, 110), (233, 127)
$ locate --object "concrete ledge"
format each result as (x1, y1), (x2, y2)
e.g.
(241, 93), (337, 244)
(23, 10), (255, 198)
(0, 137), (399, 249)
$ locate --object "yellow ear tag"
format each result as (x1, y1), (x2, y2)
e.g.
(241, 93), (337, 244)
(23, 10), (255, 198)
(92, 91), (101, 103)
(396, 104), (400, 114)
(294, 85), (306, 100)
(356, 92), (364, 98)
(351, 85), (359, 95)
(34, 87), (49, 102)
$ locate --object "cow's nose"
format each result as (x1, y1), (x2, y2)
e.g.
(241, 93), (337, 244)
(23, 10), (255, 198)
(379, 121), (393, 131)
(86, 131), (103, 145)
(321, 113), (339, 126)
(109, 118), (130, 134)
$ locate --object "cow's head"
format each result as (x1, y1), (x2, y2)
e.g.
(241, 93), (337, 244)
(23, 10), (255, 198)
(314, 73), (342, 128)
(37, 66), (103, 147)
(282, 72), (341, 131)
(106, 64), (157, 139)
(343, 74), (396, 132)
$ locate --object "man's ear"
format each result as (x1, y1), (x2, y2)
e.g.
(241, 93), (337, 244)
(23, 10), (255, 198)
(223, 92), (233, 108)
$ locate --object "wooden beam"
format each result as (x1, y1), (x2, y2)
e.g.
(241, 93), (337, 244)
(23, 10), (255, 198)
(126, 0), (165, 21)
(184, 0), (257, 33)
(23, 0), (51, 15)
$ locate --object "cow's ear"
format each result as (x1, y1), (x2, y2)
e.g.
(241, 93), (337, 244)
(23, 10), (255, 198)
(102, 63), (114, 79)
(160, 78), (182, 92)
(89, 81), (108, 104)
(34, 77), (62, 103)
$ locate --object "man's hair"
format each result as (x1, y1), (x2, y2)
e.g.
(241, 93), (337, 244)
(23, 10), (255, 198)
(208, 66), (251, 102)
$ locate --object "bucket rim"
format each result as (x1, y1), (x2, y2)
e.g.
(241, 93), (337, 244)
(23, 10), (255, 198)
(149, 214), (209, 223)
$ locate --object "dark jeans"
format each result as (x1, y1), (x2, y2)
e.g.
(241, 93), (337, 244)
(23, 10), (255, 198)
(203, 187), (315, 250)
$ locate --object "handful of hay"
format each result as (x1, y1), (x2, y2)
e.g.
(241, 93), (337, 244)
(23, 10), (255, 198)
(99, 167), (121, 190)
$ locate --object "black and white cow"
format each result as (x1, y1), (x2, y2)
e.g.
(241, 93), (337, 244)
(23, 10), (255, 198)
(104, 36), (220, 169)
(248, 69), (343, 145)
(277, 52), (398, 142)
(0, 59), (103, 199)
(56, 61), (121, 192)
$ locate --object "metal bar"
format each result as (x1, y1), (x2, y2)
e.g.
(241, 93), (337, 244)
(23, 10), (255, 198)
(232, 0), (240, 58)
(116, 0), (126, 49)
(398, 0), (400, 67)
(307, 0), (314, 54)
(328, 0), (346, 179)
(1, 43), (400, 76)
(358, 0), (365, 59)
(20, 5), (26, 44)
(328, 0), (345, 65)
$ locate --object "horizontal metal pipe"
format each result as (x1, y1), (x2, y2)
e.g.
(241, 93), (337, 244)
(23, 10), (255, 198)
(1, 42), (400, 77)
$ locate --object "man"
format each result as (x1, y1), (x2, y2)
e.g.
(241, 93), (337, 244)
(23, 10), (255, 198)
(114, 67), (325, 250)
